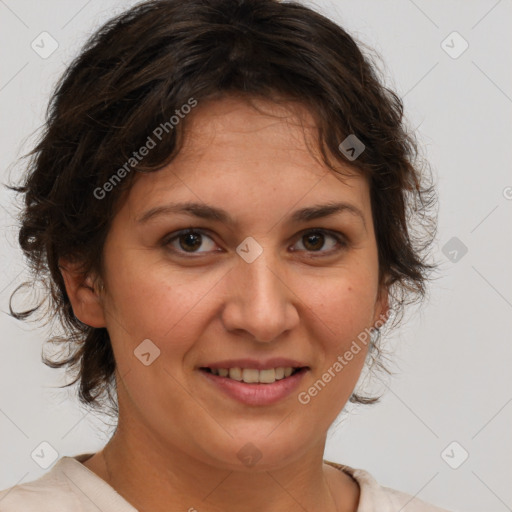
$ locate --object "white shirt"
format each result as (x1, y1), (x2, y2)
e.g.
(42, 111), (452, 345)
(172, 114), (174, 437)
(0, 454), (452, 511)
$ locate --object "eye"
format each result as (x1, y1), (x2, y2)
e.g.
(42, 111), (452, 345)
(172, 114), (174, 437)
(291, 229), (346, 255)
(162, 227), (347, 257)
(163, 229), (219, 254)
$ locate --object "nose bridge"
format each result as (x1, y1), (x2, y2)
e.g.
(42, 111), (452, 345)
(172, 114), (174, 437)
(222, 246), (298, 342)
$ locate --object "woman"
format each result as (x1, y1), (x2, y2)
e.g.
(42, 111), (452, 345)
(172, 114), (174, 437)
(1, 0), (448, 510)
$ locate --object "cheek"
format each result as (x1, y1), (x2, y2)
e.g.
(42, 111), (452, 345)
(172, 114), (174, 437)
(102, 246), (224, 342)
(297, 267), (378, 342)
(292, 268), (377, 399)
(101, 254), (220, 410)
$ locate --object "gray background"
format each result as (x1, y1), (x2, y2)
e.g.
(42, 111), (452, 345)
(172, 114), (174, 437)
(1, 1), (511, 511)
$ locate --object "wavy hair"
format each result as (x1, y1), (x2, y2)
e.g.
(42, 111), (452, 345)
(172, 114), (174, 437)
(9, 0), (438, 412)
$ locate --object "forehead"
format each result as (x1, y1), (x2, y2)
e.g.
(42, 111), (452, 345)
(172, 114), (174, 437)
(182, 96), (318, 145)
(176, 97), (345, 172)
(123, 96), (369, 219)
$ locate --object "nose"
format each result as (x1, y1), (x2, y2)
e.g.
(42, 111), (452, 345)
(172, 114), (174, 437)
(220, 249), (300, 343)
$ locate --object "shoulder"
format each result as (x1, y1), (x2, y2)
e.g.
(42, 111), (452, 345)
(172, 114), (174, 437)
(0, 462), (80, 511)
(324, 460), (453, 512)
(0, 455), (137, 512)
(372, 480), (452, 512)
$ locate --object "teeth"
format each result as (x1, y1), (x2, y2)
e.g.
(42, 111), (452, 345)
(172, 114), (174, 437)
(242, 368), (261, 383)
(256, 369), (275, 384)
(208, 367), (299, 384)
(229, 367), (242, 381)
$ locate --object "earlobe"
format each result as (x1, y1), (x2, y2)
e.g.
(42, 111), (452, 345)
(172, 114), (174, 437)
(59, 259), (106, 328)
(373, 286), (390, 328)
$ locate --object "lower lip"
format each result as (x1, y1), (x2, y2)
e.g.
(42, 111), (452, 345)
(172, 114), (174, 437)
(199, 368), (308, 406)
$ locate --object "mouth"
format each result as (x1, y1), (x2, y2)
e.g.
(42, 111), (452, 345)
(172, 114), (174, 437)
(199, 366), (307, 384)
(198, 366), (309, 406)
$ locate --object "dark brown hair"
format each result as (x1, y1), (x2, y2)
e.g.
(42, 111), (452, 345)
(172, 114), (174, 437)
(9, 0), (437, 412)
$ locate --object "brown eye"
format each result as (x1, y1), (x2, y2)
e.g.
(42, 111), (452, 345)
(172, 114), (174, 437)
(179, 232), (202, 252)
(292, 229), (346, 254)
(164, 229), (218, 254)
(302, 232), (325, 251)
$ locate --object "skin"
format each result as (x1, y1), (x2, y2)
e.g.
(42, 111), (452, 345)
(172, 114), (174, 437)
(61, 96), (389, 512)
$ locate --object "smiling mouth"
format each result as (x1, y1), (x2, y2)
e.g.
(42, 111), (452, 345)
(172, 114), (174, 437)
(200, 367), (306, 384)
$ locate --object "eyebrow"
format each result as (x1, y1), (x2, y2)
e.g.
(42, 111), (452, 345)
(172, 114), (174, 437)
(136, 200), (366, 231)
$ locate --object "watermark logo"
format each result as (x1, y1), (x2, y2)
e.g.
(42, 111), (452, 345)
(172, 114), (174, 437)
(441, 441), (469, 469)
(338, 134), (365, 161)
(441, 31), (469, 60)
(134, 339), (161, 366)
(31, 32), (58, 59)
(93, 97), (198, 200)
(442, 236), (468, 263)
(236, 237), (263, 263)
(237, 442), (262, 467)
(297, 310), (391, 405)
(31, 441), (59, 469)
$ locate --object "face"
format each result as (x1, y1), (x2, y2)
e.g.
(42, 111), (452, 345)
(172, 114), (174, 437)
(90, 97), (388, 470)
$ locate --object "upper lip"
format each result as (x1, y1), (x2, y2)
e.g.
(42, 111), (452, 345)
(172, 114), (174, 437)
(199, 358), (309, 371)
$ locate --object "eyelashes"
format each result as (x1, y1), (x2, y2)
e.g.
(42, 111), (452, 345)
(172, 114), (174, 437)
(164, 229), (219, 254)
(162, 228), (348, 257)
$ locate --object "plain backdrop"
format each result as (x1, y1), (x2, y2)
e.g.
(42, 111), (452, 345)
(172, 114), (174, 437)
(1, 1), (511, 511)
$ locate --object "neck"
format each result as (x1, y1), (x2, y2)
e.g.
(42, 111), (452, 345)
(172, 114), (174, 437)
(85, 419), (359, 512)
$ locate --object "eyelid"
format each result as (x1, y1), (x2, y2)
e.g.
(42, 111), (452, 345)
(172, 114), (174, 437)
(162, 228), (221, 255)
(162, 227), (348, 256)
(290, 228), (347, 255)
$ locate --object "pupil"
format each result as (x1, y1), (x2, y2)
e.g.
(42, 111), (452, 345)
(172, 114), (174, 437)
(180, 232), (201, 251)
(178, 232), (325, 252)
(304, 232), (324, 251)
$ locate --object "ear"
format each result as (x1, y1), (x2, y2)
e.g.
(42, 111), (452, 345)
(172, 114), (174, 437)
(372, 283), (390, 329)
(59, 259), (106, 328)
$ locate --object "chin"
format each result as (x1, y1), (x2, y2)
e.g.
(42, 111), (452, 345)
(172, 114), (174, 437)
(197, 432), (310, 472)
